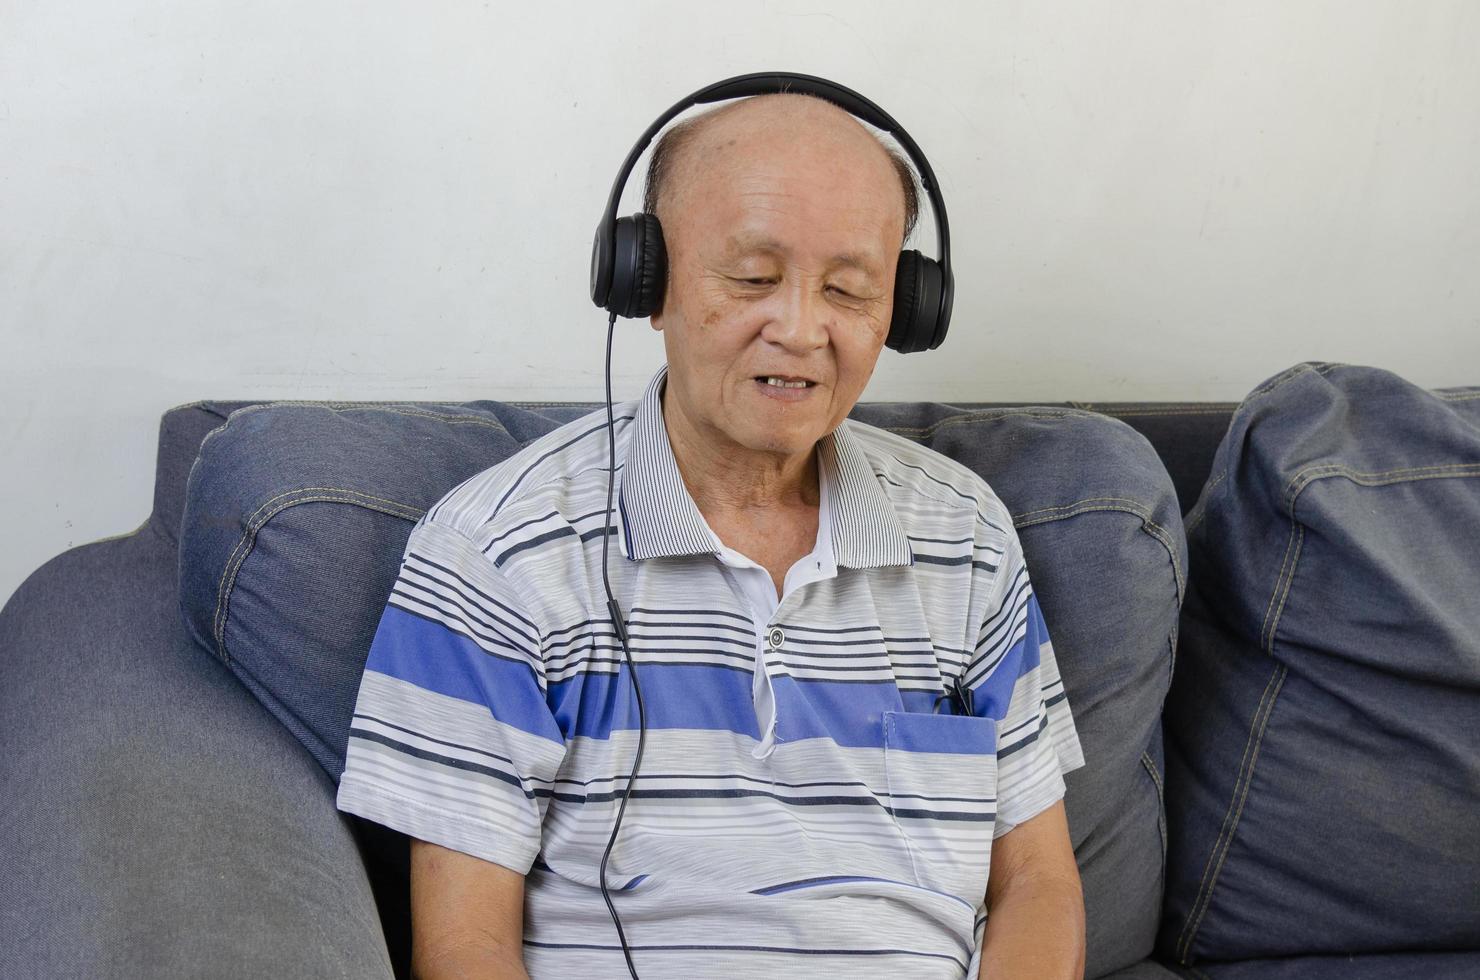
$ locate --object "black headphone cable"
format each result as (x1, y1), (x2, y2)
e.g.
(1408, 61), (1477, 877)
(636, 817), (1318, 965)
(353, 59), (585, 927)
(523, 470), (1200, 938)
(597, 309), (647, 979)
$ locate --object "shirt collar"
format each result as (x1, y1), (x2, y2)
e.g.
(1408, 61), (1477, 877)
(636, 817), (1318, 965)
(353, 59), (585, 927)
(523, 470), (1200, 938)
(618, 364), (913, 569)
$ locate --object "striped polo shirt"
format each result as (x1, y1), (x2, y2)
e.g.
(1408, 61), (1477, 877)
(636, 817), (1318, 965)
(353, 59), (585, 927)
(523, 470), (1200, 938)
(336, 365), (1084, 978)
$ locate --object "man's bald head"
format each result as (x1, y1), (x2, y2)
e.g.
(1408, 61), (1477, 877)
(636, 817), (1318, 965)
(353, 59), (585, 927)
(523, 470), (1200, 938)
(642, 93), (920, 247)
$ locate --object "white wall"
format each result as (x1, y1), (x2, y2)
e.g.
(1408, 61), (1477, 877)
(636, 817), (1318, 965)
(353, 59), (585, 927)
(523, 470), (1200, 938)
(3, 0), (1478, 605)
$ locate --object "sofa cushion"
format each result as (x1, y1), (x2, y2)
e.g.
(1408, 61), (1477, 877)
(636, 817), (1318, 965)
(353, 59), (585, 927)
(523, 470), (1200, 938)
(178, 401), (579, 774)
(1159, 362), (1480, 966)
(1, 499), (395, 979)
(178, 396), (1185, 979)
(1183, 951), (1480, 980)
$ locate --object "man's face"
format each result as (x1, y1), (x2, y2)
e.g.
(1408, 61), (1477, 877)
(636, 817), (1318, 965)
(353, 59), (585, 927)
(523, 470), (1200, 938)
(651, 101), (906, 463)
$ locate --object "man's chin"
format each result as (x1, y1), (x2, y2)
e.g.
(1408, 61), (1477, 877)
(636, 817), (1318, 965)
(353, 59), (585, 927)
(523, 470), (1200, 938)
(728, 423), (827, 460)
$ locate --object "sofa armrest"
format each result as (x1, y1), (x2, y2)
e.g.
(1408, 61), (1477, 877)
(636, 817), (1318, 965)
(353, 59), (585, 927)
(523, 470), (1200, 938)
(0, 527), (394, 979)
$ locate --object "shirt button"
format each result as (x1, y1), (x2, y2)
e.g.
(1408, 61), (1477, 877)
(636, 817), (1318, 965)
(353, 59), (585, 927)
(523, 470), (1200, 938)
(767, 627), (785, 649)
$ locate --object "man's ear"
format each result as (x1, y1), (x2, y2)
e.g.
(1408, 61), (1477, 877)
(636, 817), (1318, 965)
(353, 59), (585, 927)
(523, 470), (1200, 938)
(649, 278), (670, 332)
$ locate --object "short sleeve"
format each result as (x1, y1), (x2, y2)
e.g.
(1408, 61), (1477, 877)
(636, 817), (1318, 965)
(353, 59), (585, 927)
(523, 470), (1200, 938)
(335, 518), (565, 874)
(964, 529), (1086, 838)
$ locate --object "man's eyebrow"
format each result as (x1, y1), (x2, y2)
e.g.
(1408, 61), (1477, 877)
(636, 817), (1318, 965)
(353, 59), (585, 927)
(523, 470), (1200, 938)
(722, 235), (885, 279)
(830, 251), (883, 277)
(722, 233), (784, 257)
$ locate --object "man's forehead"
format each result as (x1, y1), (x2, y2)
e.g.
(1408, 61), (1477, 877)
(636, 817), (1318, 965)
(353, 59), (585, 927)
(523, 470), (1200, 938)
(713, 109), (883, 169)
(668, 96), (901, 203)
(692, 93), (875, 149)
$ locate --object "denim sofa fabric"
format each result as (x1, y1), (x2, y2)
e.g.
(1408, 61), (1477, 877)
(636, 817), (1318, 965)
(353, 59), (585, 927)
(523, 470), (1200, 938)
(1068, 403), (1237, 516)
(176, 397), (1185, 979)
(1185, 950), (1480, 980)
(178, 400), (570, 776)
(0, 405), (394, 980)
(1159, 363), (1480, 967)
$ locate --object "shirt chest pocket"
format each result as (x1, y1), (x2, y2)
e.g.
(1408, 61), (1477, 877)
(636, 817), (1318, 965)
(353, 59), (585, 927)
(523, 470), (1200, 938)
(881, 710), (999, 898)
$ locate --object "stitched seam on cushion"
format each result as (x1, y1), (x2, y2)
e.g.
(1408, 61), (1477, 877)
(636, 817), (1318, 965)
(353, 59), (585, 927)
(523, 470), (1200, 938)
(1011, 500), (1185, 601)
(1175, 662), (1288, 964)
(213, 491), (424, 659)
(1141, 749), (1165, 801)
(1011, 503), (1184, 742)
(211, 489), (423, 662)
(219, 401), (514, 433)
(1247, 362), (1329, 400)
(1439, 391), (1480, 401)
(194, 416), (239, 460)
(509, 401), (600, 409)
(1187, 457), (1479, 543)
(1285, 463), (1480, 503)
(1216, 364), (1333, 440)
(246, 401), (516, 433)
(879, 408), (1100, 438)
(1182, 365), (1322, 532)
(1074, 407), (1238, 417)
(1265, 524), (1304, 652)
(1263, 467), (1480, 650)
(1141, 751), (1168, 874)
(1258, 511), (1304, 653)
(211, 485), (424, 649)
(1068, 401), (1232, 410)
(1182, 469), (1229, 538)
(193, 401), (516, 469)
(1013, 496), (1157, 520)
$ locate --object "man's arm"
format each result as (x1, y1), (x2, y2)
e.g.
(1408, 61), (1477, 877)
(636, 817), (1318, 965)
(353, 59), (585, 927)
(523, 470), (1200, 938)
(980, 799), (1085, 980)
(410, 838), (530, 980)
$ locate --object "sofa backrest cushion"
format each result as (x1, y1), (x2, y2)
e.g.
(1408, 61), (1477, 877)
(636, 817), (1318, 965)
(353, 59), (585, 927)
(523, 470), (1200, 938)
(1159, 362), (1480, 965)
(178, 401), (574, 769)
(178, 396), (1185, 978)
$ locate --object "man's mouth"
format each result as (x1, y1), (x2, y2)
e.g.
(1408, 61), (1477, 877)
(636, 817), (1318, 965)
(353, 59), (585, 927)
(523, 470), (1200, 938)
(758, 376), (814, 389)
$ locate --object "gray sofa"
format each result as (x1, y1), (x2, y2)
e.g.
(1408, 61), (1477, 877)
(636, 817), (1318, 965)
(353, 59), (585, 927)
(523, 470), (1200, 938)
(2, 360), (1476, 979)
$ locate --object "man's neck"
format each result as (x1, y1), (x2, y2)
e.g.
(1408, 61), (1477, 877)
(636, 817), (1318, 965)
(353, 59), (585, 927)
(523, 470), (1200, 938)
(661, 389), (820, 524)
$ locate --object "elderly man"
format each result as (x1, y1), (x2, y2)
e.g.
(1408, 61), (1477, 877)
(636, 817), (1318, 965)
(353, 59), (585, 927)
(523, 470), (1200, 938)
(337, 85), (1085, 979)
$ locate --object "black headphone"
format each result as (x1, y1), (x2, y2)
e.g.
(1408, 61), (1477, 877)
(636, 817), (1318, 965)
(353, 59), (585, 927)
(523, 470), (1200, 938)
(589, 71), (954, 354)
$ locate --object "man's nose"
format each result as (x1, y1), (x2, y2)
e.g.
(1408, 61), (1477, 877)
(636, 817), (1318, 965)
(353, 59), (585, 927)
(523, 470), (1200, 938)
(763, 279), (829, 351)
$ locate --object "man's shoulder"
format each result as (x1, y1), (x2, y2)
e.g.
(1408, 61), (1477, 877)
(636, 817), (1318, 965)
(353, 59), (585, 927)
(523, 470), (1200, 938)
(422, 403), (626, 543)
(841, 418), (1014, 533)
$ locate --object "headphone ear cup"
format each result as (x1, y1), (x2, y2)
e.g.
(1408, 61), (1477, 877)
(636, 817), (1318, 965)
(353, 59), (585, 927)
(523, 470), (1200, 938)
(606, 213), (668, 319)
(607, 215), (640, 318)
(888, 250), (924, 353)
(887, 250), (945, 354)
(632, 213), (668, 318)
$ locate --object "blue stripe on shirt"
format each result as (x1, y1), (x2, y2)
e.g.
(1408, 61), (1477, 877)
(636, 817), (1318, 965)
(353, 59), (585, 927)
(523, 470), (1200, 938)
(969, 593), (1047, 721)
(367, 606), (565, 744)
